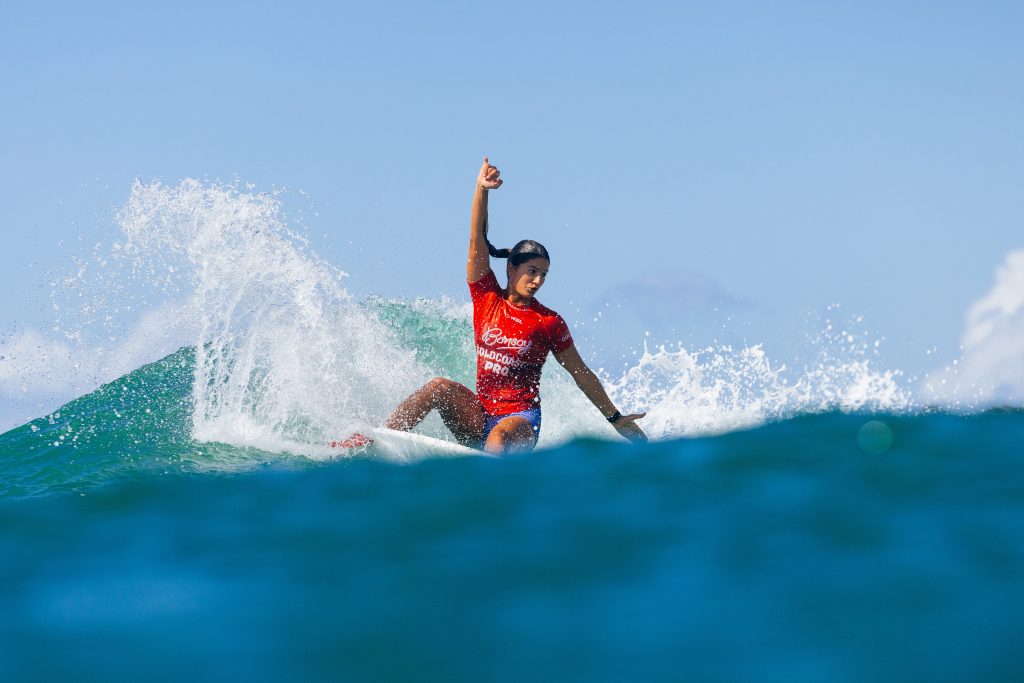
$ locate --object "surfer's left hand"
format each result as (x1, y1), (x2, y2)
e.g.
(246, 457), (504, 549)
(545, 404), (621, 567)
(613, 413), (648, 443)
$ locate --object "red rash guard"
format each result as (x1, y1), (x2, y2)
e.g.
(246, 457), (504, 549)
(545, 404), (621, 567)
(469, 270), (574, 416)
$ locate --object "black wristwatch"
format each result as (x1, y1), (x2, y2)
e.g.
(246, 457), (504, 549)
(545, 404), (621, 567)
(606, 410), (622, 424)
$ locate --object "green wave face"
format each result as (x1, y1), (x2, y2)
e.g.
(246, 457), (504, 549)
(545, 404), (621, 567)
(0, 347), (310, 500)
(367, 298), (476, 387)
(0, 348), (193, 498)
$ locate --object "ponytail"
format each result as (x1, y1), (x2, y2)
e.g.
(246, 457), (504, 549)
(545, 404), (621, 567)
(484, 221), (550, 266)
(484, 219), (511, 259)
(487, 240), (511, 259)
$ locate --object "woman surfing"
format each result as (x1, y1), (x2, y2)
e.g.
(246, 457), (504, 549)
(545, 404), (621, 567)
(381, 157), (647, 455)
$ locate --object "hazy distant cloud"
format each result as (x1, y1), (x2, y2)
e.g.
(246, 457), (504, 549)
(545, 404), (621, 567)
(593, 270), (752, 317)
(576, 270), (752, 336)
(923, 250), (1024, 405)
(567, 270), (760, 366)
(0, 329), (78, 396)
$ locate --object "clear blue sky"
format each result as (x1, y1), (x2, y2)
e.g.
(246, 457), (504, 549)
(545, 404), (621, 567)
(2, 0), (1022, 380)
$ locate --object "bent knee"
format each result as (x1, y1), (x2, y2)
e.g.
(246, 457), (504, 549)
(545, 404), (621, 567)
(486, 417), (537, 453)
(425, 377), (457, 392)
(498, 417), (535, 437)
(424, 377), (473, 402)
(425, 377), (447, 387)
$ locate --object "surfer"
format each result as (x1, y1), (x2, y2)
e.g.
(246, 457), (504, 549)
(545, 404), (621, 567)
(382, 157), (647, 455)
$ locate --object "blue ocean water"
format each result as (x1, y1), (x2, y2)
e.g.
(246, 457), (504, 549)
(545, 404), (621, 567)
(2, 180), (1022, 681)
(3, 398), (1023, 681)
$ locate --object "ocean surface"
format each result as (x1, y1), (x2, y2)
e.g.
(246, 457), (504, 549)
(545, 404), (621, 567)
(2, 181), (1022, 681)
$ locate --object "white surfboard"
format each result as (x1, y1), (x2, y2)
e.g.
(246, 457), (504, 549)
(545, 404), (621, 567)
(334, 428), (488, 463)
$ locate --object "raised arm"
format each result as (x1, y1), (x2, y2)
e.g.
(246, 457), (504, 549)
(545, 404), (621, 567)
(554, 345), (648, 443)
(467, 157), (503, 283)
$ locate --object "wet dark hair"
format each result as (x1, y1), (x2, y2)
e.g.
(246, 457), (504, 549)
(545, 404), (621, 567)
(485, 223), (550, 267)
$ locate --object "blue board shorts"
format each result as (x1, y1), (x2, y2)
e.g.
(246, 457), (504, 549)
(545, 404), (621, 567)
(483, 407), (542, 442)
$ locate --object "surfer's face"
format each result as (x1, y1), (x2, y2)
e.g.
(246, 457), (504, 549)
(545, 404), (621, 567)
(507, 258), (549, 300)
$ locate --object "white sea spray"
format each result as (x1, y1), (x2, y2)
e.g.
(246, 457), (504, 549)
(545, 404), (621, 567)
(538, 336), (910, 447)
(115, 179), (429, 457)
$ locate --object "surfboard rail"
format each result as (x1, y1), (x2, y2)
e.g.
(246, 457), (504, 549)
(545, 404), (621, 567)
(329, 427), (493, 462)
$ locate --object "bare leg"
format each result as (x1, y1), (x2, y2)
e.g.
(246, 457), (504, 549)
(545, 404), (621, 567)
(384, 378), (487, 447)
(483, 416), (538, 455)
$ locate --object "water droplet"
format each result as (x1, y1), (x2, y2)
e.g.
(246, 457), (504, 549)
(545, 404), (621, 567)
(857, 421), (893, 455)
